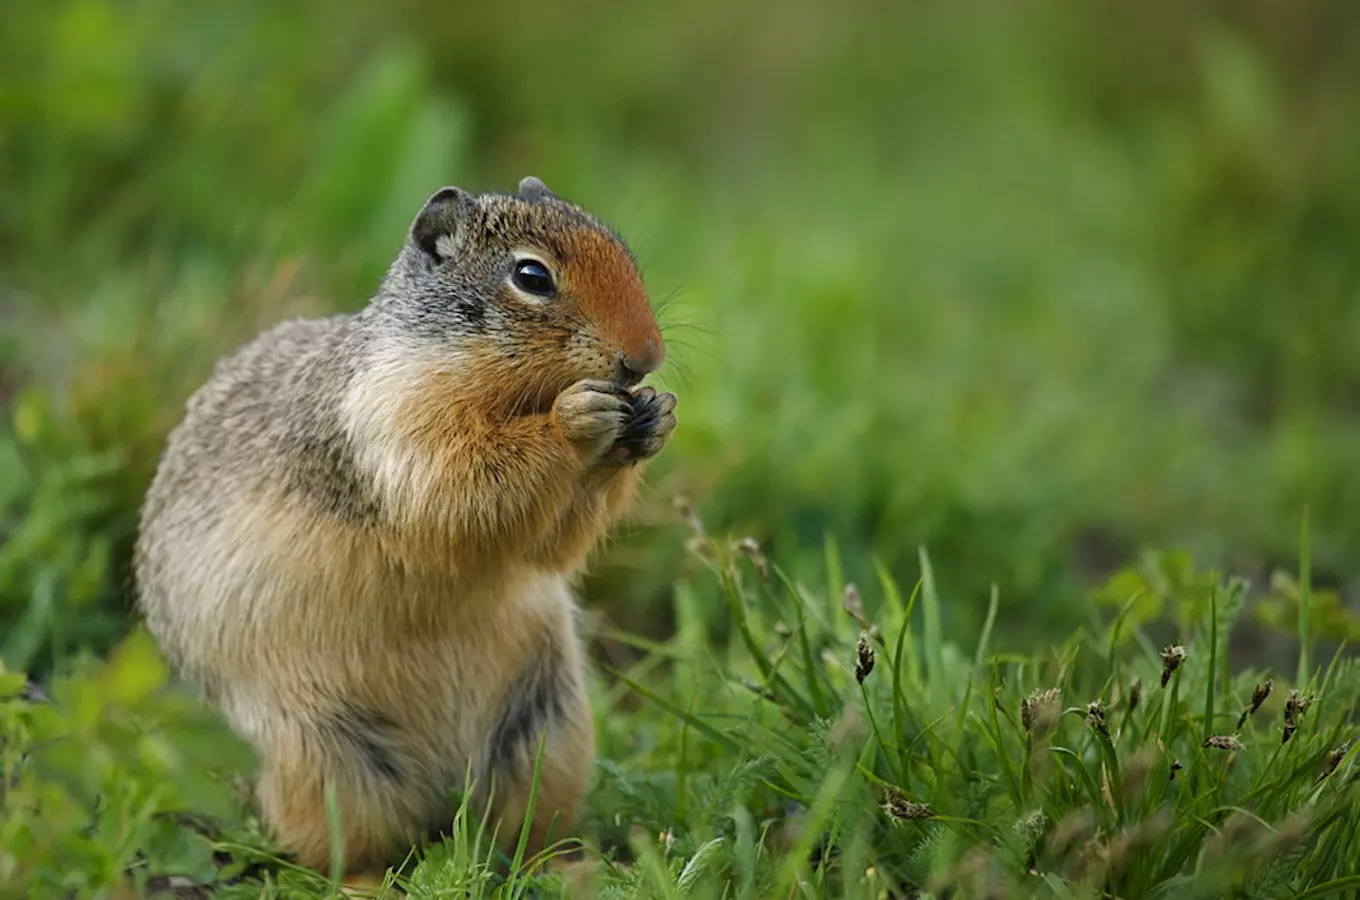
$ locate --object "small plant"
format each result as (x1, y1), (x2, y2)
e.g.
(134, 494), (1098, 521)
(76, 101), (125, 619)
(0, 630), (256, 898)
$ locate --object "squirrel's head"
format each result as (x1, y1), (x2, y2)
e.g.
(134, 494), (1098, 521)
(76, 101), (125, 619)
(374, 177), (664, 412)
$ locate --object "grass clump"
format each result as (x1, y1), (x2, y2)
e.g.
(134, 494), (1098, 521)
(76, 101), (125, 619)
(586, 520), (1360, 899)
(4, 516), (1357, 898)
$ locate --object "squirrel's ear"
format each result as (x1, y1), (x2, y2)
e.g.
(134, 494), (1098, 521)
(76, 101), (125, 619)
(517, 176), (556, 203)
(412, 186), (473, 260)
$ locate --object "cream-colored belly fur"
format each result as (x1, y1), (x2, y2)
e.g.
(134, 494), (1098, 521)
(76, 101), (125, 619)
(141, 493), (594, 870)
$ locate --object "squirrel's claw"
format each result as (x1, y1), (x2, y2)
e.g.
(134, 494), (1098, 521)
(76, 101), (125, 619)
(609, 387), (677, 466)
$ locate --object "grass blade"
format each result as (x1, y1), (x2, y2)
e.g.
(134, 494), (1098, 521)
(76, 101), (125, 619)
(1298, 507), (1313, 688)
(918, 546), (944, 688)
(1292, 875), (1360, 900)
(1203, 582), (1217, 746)
(974, 584), (999, 669)
(324, 779), (346, 885)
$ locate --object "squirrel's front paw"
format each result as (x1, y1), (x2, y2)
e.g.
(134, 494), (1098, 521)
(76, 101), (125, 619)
(606, 385), (677, 466)
(554, 379), (632, 462)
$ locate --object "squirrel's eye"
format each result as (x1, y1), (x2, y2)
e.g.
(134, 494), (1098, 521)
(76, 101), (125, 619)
(511, 259), (555, 298)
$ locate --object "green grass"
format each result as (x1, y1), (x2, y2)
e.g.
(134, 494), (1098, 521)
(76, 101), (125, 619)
(4, 523), (1358, 898)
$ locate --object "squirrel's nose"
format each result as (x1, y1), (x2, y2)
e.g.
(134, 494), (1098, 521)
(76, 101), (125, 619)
(614, 339), (664, 387)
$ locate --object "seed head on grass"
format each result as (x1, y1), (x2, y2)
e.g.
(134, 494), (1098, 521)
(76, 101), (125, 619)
(1318, 740), (1351, 782)
(674, 494), (709, 556)
(1085, 700), (1109, 737)
(732, 536), (769, 581)
(1160, 645), (1186, 687)
(1250, 679), (1273, 711)
(855, 632), (875, 684)
(1021, 688), (1062, 738)
(1283, 690), (1314, 744)
(1236, 679), (1273, 731)
(1014, 810), (1047, 850)
(881, 788), (931, 823)
(673, 494), (703, 535)
(1127, 677), (1142, 715)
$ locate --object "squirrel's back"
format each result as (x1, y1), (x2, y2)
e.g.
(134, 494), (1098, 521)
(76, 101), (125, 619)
(144, 314), (362, 510)
(135, 314), (375, 667)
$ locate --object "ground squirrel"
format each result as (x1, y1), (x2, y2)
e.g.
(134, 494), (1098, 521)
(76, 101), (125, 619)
(133, 176), (676, 884)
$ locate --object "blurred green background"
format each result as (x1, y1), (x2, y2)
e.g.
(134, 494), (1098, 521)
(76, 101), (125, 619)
(3, 0), (1360, 678)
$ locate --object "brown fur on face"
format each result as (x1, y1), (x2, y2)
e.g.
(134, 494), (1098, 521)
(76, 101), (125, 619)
(371, 179), (665, 422)
(543, 225), (664, 375)
(133, 177), (677, 881)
